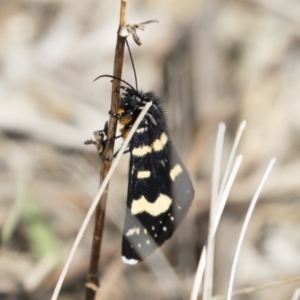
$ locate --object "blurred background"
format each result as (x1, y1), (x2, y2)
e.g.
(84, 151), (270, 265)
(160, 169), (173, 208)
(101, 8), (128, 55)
(1, 0), (300, 299)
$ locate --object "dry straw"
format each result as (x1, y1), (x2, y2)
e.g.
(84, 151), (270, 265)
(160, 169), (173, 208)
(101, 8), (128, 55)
(191, 120), (276, 300)
(50, 102), (152, 300)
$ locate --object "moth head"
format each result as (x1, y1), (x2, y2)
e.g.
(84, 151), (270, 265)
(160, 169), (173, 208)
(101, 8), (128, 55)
(121, 87), (141, 110)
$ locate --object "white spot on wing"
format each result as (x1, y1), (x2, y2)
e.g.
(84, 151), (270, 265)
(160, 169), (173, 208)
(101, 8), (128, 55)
(122, 256), (139, 265)
(126, 227), (140, 236)
(163, 227), (167, 231)
(131, 194), (172, 216)
(160, 160), (166, 167)
(170, 164), (183, 181)
(137, 170), (151, 179)
(152, 133), (168, 152)
(136, 127), (148, 133)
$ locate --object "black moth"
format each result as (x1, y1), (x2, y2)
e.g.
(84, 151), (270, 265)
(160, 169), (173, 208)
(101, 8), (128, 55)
(94, 77), (195, 264)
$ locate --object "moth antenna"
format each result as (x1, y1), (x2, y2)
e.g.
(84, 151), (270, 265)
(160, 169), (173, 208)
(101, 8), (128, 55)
(94, 74), (136, 92)
(126, 39), (138, 91)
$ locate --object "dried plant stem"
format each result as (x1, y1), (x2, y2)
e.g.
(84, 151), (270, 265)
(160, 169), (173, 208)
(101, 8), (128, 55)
(226, 158), (276, 300)
(291, 288), (300, 300)
(211, 155), (242, 237)
(202, 122), (244, 300)
(203, 123), (226, 300)
(190, 247), (207, 300)
(49, 103), (152, 300)
(213, 274), (300, 300)
(218, 121), (246, 199)
(85, 1), (128, 299)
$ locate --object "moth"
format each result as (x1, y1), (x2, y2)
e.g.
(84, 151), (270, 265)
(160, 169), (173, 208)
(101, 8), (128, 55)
(86, 36), (194, 264)
(90, 74), (195, 265)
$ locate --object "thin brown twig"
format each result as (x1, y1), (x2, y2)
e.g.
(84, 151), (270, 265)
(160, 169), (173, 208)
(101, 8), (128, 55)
(85, 1), (127, 299)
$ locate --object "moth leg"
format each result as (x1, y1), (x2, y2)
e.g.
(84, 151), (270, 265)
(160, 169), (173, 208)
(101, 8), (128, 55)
(109, 109), (135, 122)
(84, 121), (112, 159)
(102, 135), (125, 161)
(102, 155), (113, 162)
(113, 147), (130, 158)
(109, 110), (122, 118)
(84, 130), (106, 154)
(85, 131), (129, 163)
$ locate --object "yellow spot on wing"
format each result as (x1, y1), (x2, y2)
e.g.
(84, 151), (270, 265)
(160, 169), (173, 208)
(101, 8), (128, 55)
(132, 133), (168, 156)
(131, 194), (172, 216)
(132, 145), (152, 156)
(125, 227), (140, 236)
(137, 170), (151, 179)
(170, 164), (183, 181)
(152, 133), (168, 152)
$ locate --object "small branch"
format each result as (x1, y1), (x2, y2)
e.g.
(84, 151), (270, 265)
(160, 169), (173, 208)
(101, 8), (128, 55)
(85, 1), (127, 300)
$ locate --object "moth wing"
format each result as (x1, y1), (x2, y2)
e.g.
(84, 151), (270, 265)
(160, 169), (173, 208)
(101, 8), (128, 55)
(122, 119), (194, 264)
